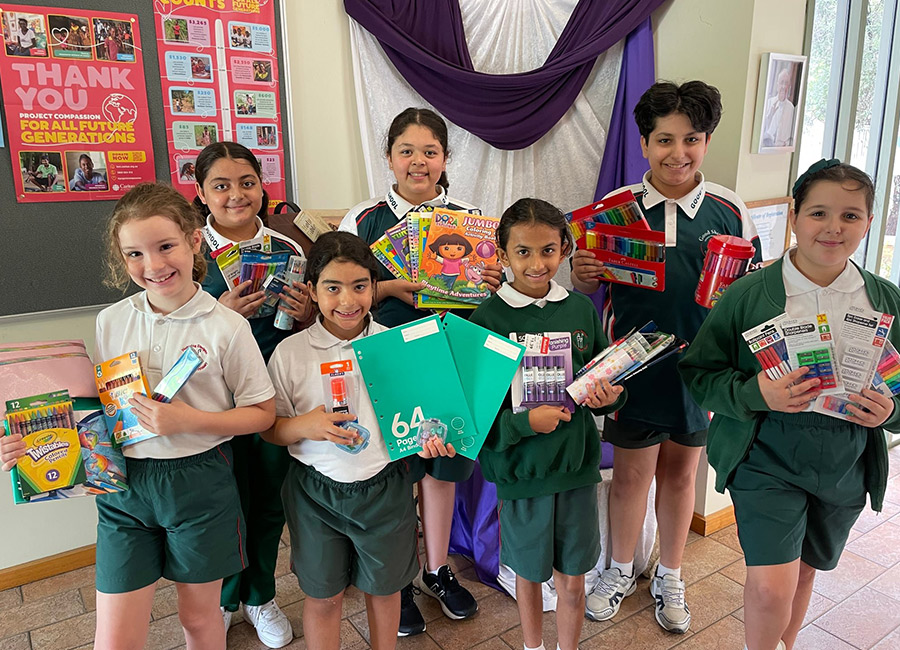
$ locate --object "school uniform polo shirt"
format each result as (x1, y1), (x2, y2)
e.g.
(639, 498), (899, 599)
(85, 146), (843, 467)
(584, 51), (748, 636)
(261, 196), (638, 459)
(604, 172), (762, 433)
(496, 280), (569, 308)
(201, 215), (305, 361)
(267, 317), (392, 482)
(95, 286), (275, 459)
(339, 186), (478, 327)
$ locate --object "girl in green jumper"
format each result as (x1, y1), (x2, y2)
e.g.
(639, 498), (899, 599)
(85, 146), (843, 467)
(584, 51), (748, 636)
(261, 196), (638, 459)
(470, 198), (625, 650)
(680, 160), (900, 650)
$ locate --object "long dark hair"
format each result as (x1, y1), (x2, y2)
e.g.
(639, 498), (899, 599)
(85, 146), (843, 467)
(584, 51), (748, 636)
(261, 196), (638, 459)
(192, 141), (269, 221)
(385, 107), (451, 191)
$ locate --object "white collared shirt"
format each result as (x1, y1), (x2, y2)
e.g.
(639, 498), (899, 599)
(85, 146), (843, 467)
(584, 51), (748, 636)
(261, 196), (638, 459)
(95, 286), (275, 459)
(496, 280), (569, 309)
(782, 247), (871, 340)
(202, 214), (305, 258)
(636, 170), (707, 247)
(267, 317), (392, 482)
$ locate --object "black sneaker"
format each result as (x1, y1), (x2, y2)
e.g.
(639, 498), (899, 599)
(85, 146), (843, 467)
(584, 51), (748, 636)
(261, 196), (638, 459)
(416, 565), (478, 620)
(398, 584), (426, 637)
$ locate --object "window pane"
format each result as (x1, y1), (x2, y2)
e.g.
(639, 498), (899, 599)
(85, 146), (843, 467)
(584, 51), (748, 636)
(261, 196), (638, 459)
(797, 0), (839, 174)
(850, 0), (884, 171)
(879, 148), (900, 279)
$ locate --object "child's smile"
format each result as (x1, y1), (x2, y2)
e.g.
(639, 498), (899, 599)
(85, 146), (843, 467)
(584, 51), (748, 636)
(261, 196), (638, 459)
(499, 223), (565, 299)
(641, 112), (709, 199)
(311, 260), (374, 340)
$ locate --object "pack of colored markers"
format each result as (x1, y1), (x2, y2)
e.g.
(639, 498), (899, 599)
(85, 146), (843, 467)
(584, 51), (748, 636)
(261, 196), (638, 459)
(4, 390), (128, 504)
(565, 191), (666, 291)
(509, 332), (576, 413)
(212, 234), (299, 319)
(566, 322), (687, 404)
(741, 314), (792, 380)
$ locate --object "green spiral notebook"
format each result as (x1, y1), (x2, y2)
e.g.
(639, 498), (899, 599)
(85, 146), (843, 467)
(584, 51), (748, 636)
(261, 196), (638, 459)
(352, 314), (524, 460)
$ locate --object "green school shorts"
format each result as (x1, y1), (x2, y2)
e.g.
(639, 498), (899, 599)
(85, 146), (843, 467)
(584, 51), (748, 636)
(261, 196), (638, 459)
(281, 460), (419, 599)
(498, 483), (601, 583)
(95, 446), (246, 594)
(407, 454), (475, 483)
(729, 411), (868, 570)
(603, 416), (708, 449)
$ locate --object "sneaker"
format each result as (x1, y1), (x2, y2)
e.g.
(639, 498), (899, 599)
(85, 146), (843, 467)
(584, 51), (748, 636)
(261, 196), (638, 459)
(585, 567), (636, 621)
(649, 573), (691, 634)
(398, 584), (426, 637)
(416, 565), (478, 620)
(221, 607), (233, 633)
(243, 599), (294, 648)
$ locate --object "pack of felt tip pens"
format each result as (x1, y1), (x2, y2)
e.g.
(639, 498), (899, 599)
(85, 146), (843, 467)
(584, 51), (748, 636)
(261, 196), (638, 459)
(742, 314), (792, 380)
(566, 191), (666, 291)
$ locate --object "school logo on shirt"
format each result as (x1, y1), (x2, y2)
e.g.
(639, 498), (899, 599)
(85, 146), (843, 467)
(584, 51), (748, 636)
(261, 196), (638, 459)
(698, 229), (722, 256)
(573, 330), (588, 352)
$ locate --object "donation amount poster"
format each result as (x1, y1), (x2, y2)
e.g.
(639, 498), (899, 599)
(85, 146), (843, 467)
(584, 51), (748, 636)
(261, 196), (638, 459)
(0, 5), (155, 203)
(153, 0), (287, 207)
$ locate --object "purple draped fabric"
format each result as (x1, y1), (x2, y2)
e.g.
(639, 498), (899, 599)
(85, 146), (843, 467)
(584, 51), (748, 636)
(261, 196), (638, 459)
(344, 0), (666, 150)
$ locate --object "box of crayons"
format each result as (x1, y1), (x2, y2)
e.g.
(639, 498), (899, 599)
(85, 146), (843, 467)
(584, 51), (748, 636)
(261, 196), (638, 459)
(566, 191), (666, 291)
(5, 390), (85, 499)
(95, 352), (153, 448)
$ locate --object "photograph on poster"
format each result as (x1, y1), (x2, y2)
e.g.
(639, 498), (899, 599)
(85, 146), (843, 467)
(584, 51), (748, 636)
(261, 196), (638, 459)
(236, 92), (257, 115)
(194, 124), (217, 147)
(93, 18), (134, 62)
(20, 151), (65, 193)
(2, 11), (47, 57)
(752, 53), (807, 154)
(66, 152), (108, 191)
(253, 59), (271, 82)
(171, 89), (195, 114)
(177, 157), (196, 183)
(191, 55), (211, 79)
(164, 17), (188, 43)
(48, 15), (91, 60)
(230, 23), (252, 48)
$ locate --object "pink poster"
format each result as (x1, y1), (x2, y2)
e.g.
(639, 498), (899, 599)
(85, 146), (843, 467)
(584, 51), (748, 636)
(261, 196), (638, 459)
(153, 0), (287, 207)
(0, 5), (155, 203)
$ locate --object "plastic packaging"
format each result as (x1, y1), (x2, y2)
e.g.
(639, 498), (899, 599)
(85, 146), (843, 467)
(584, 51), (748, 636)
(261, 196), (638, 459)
(694, 235), (755, 308)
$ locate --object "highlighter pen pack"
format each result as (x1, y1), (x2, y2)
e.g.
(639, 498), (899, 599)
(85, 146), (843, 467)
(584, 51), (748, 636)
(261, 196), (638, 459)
(95, 351), (154, 447)
(320, 360), (370, 454)
(509, 332), (575, 414)
(5, 390), (84, 499)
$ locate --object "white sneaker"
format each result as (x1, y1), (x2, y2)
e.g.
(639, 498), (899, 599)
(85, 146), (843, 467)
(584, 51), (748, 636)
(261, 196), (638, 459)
(221, 607), (233, 633)
(649, 573), (690, 633)
(585, 567), (636, 621)
(243, 599), (293, 648)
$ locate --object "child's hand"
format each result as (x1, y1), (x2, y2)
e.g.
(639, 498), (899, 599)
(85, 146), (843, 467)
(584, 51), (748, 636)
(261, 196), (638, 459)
(279, 281), (312, 321)
(129, 395), (200, 436)
(758, 367), (820, 412)
(291, 405), (359, 445)
(382, 279), (425, 307)
(572, 250), (606, 293)
(528, 405), (572, 434)
(1, 433), (26, 471)
(845, 389), (895, 427)
(580, 378), (623, 409)
(482, 263), (503, 293)
(417, 435), (457, 459)
(219, 280), (266, 318)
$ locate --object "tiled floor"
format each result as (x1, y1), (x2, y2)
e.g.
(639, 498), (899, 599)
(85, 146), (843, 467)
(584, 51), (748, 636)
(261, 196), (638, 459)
(5, 446), (900, 649)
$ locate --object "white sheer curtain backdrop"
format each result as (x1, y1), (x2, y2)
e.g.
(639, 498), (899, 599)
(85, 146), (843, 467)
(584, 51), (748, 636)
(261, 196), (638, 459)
(349, 0), (623, 288)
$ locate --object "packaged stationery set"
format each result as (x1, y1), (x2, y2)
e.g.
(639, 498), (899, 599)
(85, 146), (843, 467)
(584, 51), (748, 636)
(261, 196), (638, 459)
(370, 207), (499, 310)
(319, 360), (370, 454)
(4, 390), (128, 504)
(508, 333), (576, 413)
(95, 349), (204, 447)
(212, 234), (301, 320)
(742, 308), (895, 421)
(566, 323), (688, 405)
(694, 235), (756, 308)
(566, 190), (666, 291)
(353, 314), (524, 460)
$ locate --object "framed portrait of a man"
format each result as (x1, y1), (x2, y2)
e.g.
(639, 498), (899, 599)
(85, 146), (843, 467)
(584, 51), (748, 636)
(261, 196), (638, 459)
(752, 53), (807, 154)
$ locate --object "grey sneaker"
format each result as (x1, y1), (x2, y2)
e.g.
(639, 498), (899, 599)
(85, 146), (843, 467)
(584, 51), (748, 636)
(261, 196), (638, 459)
(585, 567), (636, 621)
(649, 573), (690, 633)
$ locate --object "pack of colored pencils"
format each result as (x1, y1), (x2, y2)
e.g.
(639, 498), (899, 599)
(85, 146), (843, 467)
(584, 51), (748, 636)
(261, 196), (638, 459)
(566, 191), (665, 291)
(95, 351), (154, 447)
(5, 390), (84, 499)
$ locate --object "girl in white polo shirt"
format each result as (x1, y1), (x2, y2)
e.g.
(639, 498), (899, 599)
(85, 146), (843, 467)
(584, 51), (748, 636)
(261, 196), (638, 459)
(0, 183), (276, 649)
(264, 231), (454, 650)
